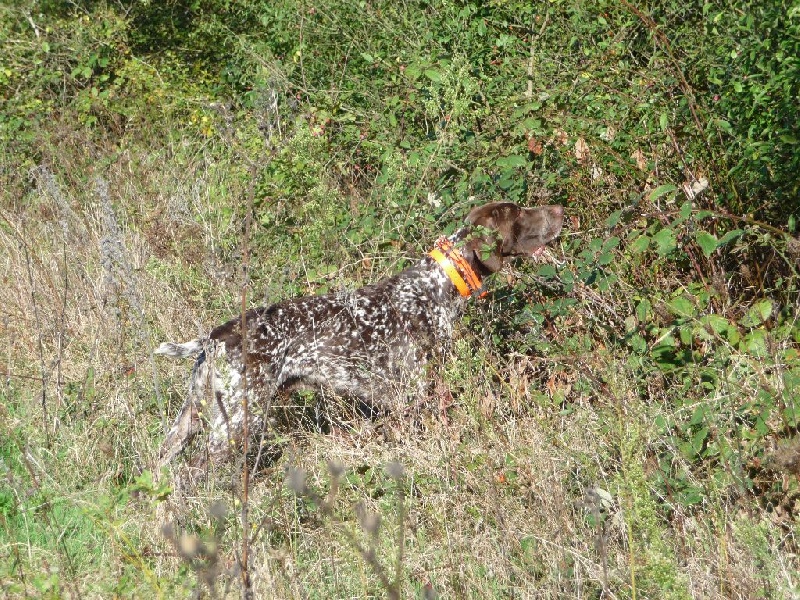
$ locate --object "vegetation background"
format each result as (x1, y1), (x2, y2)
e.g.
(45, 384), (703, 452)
(1, 0), (799, 597)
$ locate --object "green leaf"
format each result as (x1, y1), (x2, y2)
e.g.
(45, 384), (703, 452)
(742, 299), (773, 327)
(535, 264), (556, 278)
(653, 228), (677, 255)
(690, 405), (706, 426)
(495, 155), (527, 168)
(424, 69), (442, 83)
(652, 334), (678, 369)
(783, 404), (800, 428)
(598, 252), (614, 265)
(659, 112), (669, 131)
(704, 314), (740, 345)
(498, 171), (517, 190)
(629, 234), (650, 253)
(695, 231), (719, 257)
(717, 229), (744, 247)
(692, 427), (709, 454)
(678, 440), (697, 460)
(404, 64), (420, 79)
(522, 117), (542, 131)
(680, 486), (704, 505)
(606, 209), (623, 229)
(742, 329), (769, 356)
(716, 119), (733, 135)
(648, 184), (677, 202)
(703, 314), (731, 336)
(667, 296), (695, 317)
(636, 299), (651, 323)
(629, 333), (647, 353)
(520, 536), (536, 554)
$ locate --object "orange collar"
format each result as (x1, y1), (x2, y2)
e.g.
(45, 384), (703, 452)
(429, 238), (487, 299)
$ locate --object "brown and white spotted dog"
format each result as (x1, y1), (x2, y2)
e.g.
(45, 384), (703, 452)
(156, 202), (564, 469)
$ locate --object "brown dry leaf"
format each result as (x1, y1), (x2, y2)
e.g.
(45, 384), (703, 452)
(553, 129), (569, 146)
(787, 237), (800, 257)
(575, 138), (590, 162)
(682, 177), (709, 200)
(480, 393), (496, 418)
(546, 375), (557, 396)
(631, 148), (647, 171)
(527, 135), (543, 155)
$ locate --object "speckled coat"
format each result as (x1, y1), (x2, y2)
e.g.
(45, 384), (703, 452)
(156, 202), (564, 468)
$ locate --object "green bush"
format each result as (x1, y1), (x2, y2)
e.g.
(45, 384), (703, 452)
(700, 1), (800, 218)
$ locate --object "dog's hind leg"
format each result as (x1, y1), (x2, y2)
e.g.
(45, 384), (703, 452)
(159, 401), (202, 469)
(158, 349), (214, 469)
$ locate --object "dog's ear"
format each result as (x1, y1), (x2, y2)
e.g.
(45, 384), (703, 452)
(466, 202), (521, 256)
(464, 203), (521, 272)
(465, 202), (520, 234)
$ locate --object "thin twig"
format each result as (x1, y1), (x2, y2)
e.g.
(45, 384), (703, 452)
(239, 165), (256, 600)
(22, 243), (49, 445)
(54, 221), (69, 437)
(527, 11), (549, 100)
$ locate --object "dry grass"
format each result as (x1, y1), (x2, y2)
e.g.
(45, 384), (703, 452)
(1, 140), (798, 599)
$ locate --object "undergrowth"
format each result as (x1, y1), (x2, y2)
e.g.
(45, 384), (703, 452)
(1, 0), (798, 598)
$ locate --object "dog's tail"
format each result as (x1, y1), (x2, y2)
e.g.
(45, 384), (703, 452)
(154, 339), (204, 359)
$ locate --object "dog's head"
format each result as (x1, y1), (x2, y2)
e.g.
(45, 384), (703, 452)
(464, 202), (564, 272)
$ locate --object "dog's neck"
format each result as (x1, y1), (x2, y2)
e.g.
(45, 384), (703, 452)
(428, 236), (486, 299)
